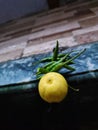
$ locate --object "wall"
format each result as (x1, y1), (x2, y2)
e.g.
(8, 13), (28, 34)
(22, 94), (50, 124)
(0, 0), (48, 24)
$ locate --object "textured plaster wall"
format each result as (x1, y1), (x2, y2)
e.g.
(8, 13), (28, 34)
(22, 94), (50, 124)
(0, 0), (48, 24)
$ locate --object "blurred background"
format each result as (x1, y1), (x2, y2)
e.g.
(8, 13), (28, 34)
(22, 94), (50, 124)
(0, 0), (80, 24)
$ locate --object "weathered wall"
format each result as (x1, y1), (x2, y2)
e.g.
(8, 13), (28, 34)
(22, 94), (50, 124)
(0, 0), (98, 63)
(0, 0), (48, 24)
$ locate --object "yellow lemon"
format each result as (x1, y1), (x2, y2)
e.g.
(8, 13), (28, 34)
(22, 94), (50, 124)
(38, 72), (68, 103)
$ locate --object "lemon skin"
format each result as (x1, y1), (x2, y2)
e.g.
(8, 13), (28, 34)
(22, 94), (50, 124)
(38, 72), (68, 103)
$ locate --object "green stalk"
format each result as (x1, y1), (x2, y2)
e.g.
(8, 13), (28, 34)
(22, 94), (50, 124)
(68, 85), (79, 92)
(47, 53), (70, 71)
(44, 61), (55, 68)
(50, 62), (64, 72)
(64, 64), (75, 71)
(52, 40), (59, 61)
(64, 48), (86, 64)
(40, 57), (52, 62)
(50, 62), (75, 72)
(36, 67), (48, 75)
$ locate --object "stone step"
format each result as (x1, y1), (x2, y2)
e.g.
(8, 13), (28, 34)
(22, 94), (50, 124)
(0, 42), (26, 55)
(0, 20), (35, 34)
(0, 20), (89, 44)
(73, 25), (98, 35)
(0, 0), (97, 32)
(0, 10), (76, 41)
(79, 16), (98, 28)
(0, 0), (98, 63)
(68, 8), (95, 22)
(0, 10), (76, 35)
(0, 19), (68, 40)
(91, 6), (98, 15)
(28, 31), (72, 47)
(73, 25), (98, 44)
(23, 36), (78, 57)
(0, 36), (12, 43)
(35, 10), (76, 26)
(0, 0), (97, 41)
(29, 21), (80, 41)
(0, 49), (23, 63)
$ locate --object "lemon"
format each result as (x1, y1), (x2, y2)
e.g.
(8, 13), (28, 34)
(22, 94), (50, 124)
(38, 72), (68, 103)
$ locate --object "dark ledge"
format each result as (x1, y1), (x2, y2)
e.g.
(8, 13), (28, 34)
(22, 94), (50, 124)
(0, 42), (98, 130)
(0, 42), (98, 92)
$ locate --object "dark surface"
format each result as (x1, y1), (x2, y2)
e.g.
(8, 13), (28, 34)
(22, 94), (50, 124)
(0, 88), (79, 130)
(0, 42), (98, 130)
(0, 81), (98, 130)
